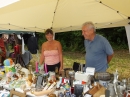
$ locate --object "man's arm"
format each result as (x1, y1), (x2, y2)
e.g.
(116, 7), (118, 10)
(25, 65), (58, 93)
(107, 53), (114, 64)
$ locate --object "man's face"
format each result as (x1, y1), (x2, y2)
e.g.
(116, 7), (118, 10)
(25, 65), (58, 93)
(82, 26), (93, 40)
(45, 33), (53, 41)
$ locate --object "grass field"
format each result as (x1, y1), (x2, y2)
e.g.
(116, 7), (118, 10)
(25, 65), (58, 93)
(30, 49), (130, 80)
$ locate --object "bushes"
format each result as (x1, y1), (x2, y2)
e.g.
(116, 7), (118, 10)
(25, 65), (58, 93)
(37, 27), (129, 52)
(55, 31), (85, 52)
(96, 27), (128, 50)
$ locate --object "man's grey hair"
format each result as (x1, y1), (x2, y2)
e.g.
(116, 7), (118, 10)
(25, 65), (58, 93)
(82, 21), (96, 32)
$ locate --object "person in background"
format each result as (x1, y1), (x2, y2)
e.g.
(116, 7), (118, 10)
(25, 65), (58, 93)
(82, 21), (114, 72)
(3, 34), (10, 57)
(0, 34), (7, 66)
(8, 34), (15, 49)
(39, 29), (63, 74)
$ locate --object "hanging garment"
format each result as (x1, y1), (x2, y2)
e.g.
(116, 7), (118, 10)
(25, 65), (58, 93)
(22, 34), (30, 45)
(27, 35), (38, 54)
(21, 51), (32, 66)
(14, 45), (20, 55)
(22, 37), (25, 54)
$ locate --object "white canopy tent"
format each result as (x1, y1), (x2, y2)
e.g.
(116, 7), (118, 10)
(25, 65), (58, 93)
(0, 0), (130, 51)
(0, 0), (129, 32)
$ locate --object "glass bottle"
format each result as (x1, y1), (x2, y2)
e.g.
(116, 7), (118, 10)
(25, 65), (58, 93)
(28, 65), (33, 83)
(61, 69), (65, 78)
(55, 67), (59, 81)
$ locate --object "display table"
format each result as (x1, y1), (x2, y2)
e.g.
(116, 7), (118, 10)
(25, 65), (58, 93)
(0, 70), (108, 97)
(14, 88), (47, 97)
(0, 79), (53, 97)
(1, 84), (51, 97)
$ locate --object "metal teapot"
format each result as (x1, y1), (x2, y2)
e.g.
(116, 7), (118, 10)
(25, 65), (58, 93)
(113, 70), (119, 84)
(108, 83), (116, 97)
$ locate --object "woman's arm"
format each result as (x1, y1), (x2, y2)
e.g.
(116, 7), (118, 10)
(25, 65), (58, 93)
(39, 43), (45, 65)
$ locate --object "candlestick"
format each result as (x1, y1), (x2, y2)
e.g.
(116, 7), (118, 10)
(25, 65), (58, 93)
(35, 62), (39, 73)
(44, 63), (47, 73)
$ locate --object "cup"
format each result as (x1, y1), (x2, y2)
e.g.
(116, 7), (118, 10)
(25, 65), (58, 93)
(71, 87), (74, 94)
(107, 83), (116, 97)
(117, 85), (125, 97)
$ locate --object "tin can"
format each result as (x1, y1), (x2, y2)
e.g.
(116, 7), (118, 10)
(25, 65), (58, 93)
(71, 94), (76, 97)
(58, 92), (64, 97)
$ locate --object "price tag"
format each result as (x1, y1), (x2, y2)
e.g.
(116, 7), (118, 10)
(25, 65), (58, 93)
(86, 67), (95, 75)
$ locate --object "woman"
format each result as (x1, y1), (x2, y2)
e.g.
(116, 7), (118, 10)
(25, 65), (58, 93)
(39, 29), (63, 74)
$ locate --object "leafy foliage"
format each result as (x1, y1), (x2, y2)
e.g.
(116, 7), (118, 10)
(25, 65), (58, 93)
(96, 27), (128, 50)
(37, 32), (46, 50)
(55, 30), (85, 52)
(37, 27), (128, 52)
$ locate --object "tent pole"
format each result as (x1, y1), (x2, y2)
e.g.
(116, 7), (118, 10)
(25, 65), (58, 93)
(53, 32), (55, 40)
(125, 25), (130, 53)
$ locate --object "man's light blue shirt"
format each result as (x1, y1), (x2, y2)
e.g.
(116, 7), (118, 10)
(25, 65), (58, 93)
(84, 34), (113, 72)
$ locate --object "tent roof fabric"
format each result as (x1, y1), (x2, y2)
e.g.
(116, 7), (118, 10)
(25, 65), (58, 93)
(0, 0), (129, 33)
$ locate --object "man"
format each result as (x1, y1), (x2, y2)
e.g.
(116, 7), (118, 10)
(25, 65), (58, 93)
(82, 22), (114, 72)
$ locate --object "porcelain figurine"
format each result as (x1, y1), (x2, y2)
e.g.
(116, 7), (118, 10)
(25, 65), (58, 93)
(113, 69), (119, 96)
(15, 63), (30, 77)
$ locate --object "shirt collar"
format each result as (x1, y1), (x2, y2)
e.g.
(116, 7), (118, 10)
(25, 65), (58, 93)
(92, 34), (97, 42)
(88, 34), (97, 42)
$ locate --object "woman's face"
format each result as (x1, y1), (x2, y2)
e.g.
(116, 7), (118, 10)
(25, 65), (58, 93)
(45, 33), (53, 41)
